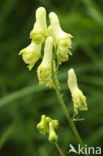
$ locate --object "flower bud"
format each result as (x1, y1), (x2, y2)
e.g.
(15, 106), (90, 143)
(48, 12), (72, 64)
(30, 7), (47, 44)
(68, 68), (88, 115)
(37, 36), (54, 87)
(37, 115), (59, 143)
(48, 122), (58, 143)
(19, 42), (41, 70)
(37, 115), (48, 135)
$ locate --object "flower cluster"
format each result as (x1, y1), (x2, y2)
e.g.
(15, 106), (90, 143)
(19, 7), (88, 144)
(37, 115), (59, 143)
(67, 68), (88, 115)
(19, 6), (88, 149)
(19, 7), (72, 87)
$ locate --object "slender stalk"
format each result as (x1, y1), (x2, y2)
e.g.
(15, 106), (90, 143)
(55, 142), (66, 156)
(53, 74), (84, 146)
(51, 58), (89, 156)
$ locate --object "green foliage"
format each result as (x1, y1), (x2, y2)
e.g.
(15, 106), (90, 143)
(0, 0), (103, 155)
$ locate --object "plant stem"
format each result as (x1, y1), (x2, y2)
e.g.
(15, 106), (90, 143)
(54, 81), (84, 146)
(51, 60), (89, 156)
(55, 142), (66, 156)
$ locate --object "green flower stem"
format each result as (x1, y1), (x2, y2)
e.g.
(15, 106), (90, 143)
(51, 60), (89, 156)
(55, 142), (66, 156)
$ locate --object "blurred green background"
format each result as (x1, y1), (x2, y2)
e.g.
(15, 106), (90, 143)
(0, 0), (103, 156)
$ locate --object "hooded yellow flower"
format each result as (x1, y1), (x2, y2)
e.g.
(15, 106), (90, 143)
(68, 68), (88, 115)
(48, 12), (72, 64)
(30, 7), (47, 44)
(19, 42), (41, 70)
(37, 36), (54, 87)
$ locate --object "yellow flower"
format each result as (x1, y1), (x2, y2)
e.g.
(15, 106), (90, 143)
(37, 115), (59, 142)
(48, 122), (58, 143)
(37, 115), (59, 143)
(48, 12), (72, 64)
(37, 115), (49, 135)
(68, 68), (88, 115)
(37, 36), (54, 87)
(30, 7), (47, 44)
(19, 42), (41, 70)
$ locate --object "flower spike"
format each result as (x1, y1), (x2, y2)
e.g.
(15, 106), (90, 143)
(37, 36), (54, 87)
(19, 42), (41, 70)
(48, 12), (72, 64)
(30, 7), (47, 44)
(67, 68), (88, 115)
